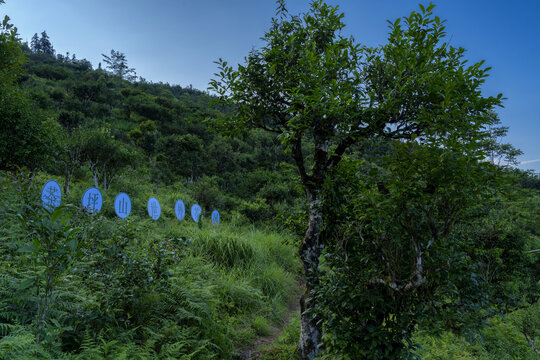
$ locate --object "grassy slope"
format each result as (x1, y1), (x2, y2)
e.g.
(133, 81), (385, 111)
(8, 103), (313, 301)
(0, 173), (301, 359)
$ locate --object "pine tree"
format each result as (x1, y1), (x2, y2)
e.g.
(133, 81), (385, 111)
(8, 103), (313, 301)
(30, 31), (54, 55)
(39, 31), (54, 55)
(30, 33), (40, 53)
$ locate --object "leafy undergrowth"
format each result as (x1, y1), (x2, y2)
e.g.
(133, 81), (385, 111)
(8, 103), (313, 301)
(414, 300), (540, 360)
(0, 177), (301, 359)
(258, 303), (540, 360)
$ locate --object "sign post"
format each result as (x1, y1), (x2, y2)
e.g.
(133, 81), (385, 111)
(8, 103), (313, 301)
(191, 204), (202, 223)
(114, 192), (132, 219)
(41, 180), (62, 210)
(175, 200), (185, 221)
(148, 197), (161, 220)
(211, 210), (220, 225)
(81, 187), (103, 214)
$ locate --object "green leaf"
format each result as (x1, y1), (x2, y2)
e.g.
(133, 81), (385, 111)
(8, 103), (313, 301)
(51, 207), (64, 224)
(67, 238), (78, 253)
(33, 238), (41, 250)
(59, 213), (73, 226)
(17, 246), (37, 253)
(18, 277), (36, 290)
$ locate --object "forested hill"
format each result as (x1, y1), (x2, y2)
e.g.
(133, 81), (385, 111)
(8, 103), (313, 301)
(2, 14), (540, 360)
(10, 39), (303, 222)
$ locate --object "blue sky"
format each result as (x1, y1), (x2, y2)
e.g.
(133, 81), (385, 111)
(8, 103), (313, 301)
(2, 0), (539, 171)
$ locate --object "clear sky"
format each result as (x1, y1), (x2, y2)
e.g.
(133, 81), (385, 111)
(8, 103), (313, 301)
(2, 0), (539, 172)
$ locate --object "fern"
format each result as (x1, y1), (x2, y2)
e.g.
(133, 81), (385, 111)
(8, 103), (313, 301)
(0, 322), (20, 337)
(0, 329), (57, 360)
(75, 332), (102, 360)
(0, 177), (299, 359)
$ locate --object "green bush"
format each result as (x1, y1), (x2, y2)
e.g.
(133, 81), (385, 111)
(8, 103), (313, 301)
(415, 300), (540, 360)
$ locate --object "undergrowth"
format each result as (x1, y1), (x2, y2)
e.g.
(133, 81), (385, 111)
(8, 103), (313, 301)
(0, 175), (301, 359)
(413, 300), (540, 360)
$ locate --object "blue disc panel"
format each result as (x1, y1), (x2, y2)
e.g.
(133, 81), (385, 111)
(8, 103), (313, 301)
(175, 200), (185, 221)
(211, 210), (220, 225)
(191, 204), (202, 222)
(148, 197), (161, 220)
(114, 192), (131, 219)
(81, 187), (103, 214)
(41, 180), (62, 210)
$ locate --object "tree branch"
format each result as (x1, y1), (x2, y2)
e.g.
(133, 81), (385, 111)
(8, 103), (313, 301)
(368, 234), (427, 293)
(523, 332), (540, 354)
(291, 135), (312, 185)
(326, 135), (357, 172)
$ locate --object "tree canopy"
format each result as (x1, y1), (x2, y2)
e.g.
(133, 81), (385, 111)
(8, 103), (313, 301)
(210, 2), (506, 358)
(101, 49), (137, 81)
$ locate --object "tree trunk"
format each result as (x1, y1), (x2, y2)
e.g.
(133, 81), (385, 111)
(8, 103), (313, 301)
(64, 170), (72, 195)
(104, 173), (114, 191)
(299, 188), (324, 360)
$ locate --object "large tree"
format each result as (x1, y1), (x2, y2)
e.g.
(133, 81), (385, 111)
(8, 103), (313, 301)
(210, 2), (502, 358)
(81, 129), (132, 190)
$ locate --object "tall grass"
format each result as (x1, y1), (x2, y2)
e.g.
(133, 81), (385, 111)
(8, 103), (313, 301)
(0, 175), (302, 359)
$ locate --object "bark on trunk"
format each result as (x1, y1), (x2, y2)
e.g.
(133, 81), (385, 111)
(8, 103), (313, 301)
(299, 188), (324, 360)
(64, 171), (72, 195)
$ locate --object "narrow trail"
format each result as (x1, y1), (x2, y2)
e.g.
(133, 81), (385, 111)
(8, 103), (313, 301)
(239, 288), (302, 360)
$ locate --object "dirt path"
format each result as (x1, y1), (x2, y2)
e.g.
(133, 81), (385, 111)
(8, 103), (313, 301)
(239, 289), (302, 360)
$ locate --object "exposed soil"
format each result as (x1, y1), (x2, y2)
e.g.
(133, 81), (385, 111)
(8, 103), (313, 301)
(238, 285), (302, 360)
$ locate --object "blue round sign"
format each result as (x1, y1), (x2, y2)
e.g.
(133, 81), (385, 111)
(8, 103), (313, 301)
(175, 200), (185, 221)
(148, 197), (161, 220)
(81, 187), (103, 214)
(114, 193), (131, 219)
(211, 210), (220, 225)
(191, 204), (202, 223)
(41, 180), (62, 210)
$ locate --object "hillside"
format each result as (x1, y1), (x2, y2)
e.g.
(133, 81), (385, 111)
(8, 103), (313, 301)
(1, 4), (539, 360)
(14, 46), (304, 224)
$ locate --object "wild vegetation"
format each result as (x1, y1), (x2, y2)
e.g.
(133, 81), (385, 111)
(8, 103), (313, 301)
(0, 1), (539, 359)
(210, 1), (538, 358)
